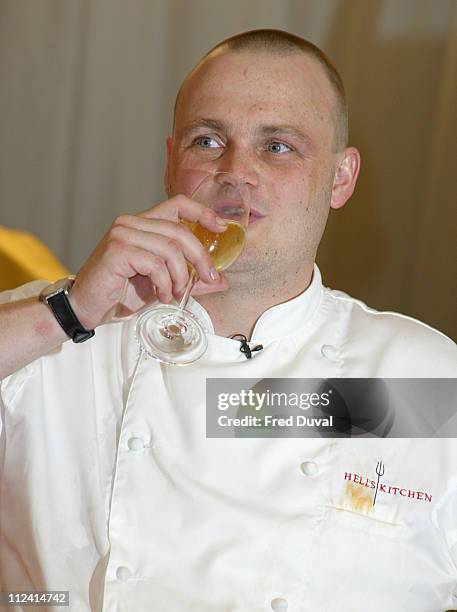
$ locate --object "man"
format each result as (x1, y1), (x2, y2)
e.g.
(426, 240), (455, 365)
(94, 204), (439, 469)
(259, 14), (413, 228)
(1, 29), (456, 612)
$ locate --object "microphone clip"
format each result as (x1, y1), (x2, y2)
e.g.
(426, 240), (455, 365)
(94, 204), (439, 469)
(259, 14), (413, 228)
(229, 334), (263, 359)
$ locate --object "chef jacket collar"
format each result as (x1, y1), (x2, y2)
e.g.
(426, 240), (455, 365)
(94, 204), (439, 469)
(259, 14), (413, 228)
(187, 263), (323, 343)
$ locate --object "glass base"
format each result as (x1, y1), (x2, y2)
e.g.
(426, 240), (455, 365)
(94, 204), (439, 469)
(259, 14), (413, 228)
(134, 304), (208, 365)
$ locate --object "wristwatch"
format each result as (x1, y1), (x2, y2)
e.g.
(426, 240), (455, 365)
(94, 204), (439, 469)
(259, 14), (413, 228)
(39, 276), (95, 343)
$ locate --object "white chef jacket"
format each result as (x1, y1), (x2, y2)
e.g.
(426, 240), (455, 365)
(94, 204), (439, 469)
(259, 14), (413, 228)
(1, 264), (457, 612)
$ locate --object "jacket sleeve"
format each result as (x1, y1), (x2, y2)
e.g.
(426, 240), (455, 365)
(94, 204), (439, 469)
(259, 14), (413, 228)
(433, 475), (457, 576)
(0, 280), (48, 406)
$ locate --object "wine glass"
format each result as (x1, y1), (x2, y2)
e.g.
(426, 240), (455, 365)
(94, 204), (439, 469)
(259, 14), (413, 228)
(134, 171), (251, 365)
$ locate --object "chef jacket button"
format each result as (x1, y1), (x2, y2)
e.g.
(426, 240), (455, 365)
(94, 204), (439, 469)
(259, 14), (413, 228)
(300, 460), (319, 477)
(116, 566), (132, 581)
(271, 597), (288, 611)
(321, 344), (338, 360)
(127, 437), (145, 451)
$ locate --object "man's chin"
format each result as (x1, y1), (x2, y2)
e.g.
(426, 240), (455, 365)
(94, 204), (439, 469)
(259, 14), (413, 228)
(223, 262), (270, 289)
(224, 260), (258, 275)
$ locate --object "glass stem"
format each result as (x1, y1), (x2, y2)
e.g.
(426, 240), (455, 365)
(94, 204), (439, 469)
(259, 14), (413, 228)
(178, 267), (198, 310)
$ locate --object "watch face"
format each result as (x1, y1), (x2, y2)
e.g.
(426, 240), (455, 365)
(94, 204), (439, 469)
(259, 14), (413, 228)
(40, 276), (74, 300)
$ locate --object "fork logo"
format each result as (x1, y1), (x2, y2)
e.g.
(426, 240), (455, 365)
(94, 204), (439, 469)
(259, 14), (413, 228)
(373, 460), (385, 506)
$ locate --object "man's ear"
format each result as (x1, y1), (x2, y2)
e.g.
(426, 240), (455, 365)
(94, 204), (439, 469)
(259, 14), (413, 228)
(330, 146), (361, 210)
(163, 136), (173, 196)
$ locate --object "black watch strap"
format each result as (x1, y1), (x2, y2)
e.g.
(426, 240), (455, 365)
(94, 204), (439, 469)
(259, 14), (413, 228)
(40, 278), (95, 343)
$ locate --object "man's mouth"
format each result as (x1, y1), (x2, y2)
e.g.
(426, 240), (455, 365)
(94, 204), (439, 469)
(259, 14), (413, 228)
(248, 208), (266, 225)
(214, 200), (266, 226)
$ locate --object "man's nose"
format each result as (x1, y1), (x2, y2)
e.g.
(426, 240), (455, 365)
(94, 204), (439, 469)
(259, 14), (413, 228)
(216, 144), (259, 187)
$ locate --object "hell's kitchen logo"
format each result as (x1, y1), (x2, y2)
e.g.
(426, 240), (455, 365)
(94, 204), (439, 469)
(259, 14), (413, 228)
(344, 460), (432, 506)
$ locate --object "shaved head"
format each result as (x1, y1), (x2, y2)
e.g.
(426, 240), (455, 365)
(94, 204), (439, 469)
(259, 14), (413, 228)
(174, 29), (348, 152)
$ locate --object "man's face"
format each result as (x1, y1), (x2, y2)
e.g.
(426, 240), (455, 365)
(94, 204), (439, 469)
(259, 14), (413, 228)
(166, 49), (342, 288)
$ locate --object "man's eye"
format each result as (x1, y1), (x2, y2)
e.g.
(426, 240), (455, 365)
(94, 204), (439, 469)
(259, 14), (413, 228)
(194, 136), (221, 148)
(267, 141), (292, 154)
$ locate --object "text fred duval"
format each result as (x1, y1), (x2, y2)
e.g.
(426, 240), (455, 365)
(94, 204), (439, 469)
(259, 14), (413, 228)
(217, 414), (333, 428)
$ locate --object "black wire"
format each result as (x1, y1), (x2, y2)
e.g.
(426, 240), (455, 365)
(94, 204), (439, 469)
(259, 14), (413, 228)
(229, 334), (263, 359)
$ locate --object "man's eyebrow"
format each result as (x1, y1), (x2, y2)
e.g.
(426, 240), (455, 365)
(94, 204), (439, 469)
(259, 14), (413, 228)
(181, 118), (226, 135)
(258, 125), (314, 146)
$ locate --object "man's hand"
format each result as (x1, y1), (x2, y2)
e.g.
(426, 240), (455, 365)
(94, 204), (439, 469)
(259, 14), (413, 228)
(69, 195), (229, 330)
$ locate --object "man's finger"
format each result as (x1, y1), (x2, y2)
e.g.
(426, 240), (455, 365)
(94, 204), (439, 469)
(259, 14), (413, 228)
(138, 195), (229, 233)
(192, 273), (229, 296)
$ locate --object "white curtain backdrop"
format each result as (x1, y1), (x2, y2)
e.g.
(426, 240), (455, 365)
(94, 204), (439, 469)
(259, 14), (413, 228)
(0, 0), (456, 340)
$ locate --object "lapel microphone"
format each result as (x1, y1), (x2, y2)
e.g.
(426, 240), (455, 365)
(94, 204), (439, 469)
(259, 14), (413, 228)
(229, 334), (263, 359)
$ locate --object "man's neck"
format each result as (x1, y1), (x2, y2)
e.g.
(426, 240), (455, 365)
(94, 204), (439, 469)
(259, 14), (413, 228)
(195, 264), (314, 340)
